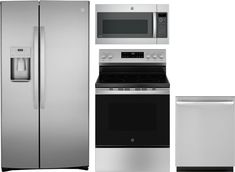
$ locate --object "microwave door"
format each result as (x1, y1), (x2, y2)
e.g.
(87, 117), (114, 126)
(96, 12), (157, 44)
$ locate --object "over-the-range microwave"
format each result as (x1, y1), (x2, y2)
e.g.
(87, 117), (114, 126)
(96, 4), (169, 44)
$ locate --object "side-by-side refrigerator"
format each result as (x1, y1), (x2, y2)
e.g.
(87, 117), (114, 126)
(0, 1), (89, 171)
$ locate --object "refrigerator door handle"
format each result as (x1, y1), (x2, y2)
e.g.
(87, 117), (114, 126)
(33, 26), (39, 109)
(40, 26), (46, 109)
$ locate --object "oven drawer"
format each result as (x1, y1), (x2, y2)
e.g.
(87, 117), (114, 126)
(96, 94), (169, 147)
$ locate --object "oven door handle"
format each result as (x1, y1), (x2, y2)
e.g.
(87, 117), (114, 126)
(96, 88), (169, 95)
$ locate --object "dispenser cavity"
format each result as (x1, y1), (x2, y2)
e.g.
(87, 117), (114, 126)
(10, 47), (31, 81)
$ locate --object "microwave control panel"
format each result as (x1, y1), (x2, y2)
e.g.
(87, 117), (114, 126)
(157, 13), (167, 38)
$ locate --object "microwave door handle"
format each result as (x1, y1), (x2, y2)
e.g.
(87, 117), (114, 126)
(40, 26), (46, 109)
(153, 12), (157, 38)
(33, 26), (39, 109)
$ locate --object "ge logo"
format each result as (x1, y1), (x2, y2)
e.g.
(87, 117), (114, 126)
(130, 137), (135, 143)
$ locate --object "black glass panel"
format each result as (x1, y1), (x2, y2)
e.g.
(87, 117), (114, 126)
(98, 74), (168, 83)
(97, 12), (153, 38)
(96, 95), (169, 147)
(103, 20), (148, 34)
(121, 52), (144, 58)
(109, 102), (156, 131)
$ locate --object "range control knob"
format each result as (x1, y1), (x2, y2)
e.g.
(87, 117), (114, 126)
(146, 54), (151, 59)
(108, 54), (113, 59)
(101, 54), (106, 59)
(152, 54), (157, 59)
(158, 53), (164, 59)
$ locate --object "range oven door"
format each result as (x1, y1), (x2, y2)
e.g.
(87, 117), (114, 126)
(96, 89), (169, 148)
(96, 5), (168, 44)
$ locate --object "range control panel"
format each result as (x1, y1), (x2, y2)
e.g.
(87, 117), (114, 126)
(99, 49), (166, 64)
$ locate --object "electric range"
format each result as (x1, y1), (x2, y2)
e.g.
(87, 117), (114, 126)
(95, 49), (170, 172)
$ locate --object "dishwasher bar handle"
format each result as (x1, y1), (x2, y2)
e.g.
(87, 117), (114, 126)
(176, 101), (234, 105)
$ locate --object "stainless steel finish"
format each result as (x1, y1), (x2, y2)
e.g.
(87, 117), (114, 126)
(96, 4), (169, 44)
(40, 1), (89, 168)
(99, 49), (166, 64)
(1, 1), (39, 168)
(157, 38), (169, 44)
(176, 96), (235, 166)
(153, 12), (157, 38)
(41, 0), (87, 1)
(40, 26), (45, 109)
(96, 88), (169, 95)
(1, 0), (38, 1)
(96, 148), (169, 172)
(96, 38), (157, 44)
(157, 4), (169, 12)
(0, 3), (1, 96)
(3, 0), (84, 2)
(33, 26), (39, 109)
(96, 4), (157, 13)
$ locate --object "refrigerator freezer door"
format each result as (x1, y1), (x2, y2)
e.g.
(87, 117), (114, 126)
(40, 1), (89, 168)
(176, 97), (235, 166)
(1, 2), (39, 168)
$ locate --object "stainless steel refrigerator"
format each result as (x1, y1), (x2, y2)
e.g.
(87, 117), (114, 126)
(0, 1), (89, 170)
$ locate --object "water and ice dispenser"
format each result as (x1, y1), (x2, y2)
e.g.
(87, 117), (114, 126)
(10, 47), (31, 81)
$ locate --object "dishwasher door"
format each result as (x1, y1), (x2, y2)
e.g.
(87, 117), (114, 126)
(176, 96), (235, 167)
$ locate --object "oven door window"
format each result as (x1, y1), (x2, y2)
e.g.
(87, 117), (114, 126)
(97, 13), (153, 38)
(96, 95), (169, 147)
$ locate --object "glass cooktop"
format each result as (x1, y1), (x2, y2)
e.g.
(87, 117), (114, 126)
(96, 73), (170, 88)
(98, 74), (168, 83)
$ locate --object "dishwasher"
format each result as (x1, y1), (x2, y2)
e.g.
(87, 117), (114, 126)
(176, 96), (234, 172)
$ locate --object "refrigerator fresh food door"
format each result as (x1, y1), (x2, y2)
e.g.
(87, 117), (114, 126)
(1, 1), (39, 169)
(40, 1), (89, 168)
(176, 96), (234, 166)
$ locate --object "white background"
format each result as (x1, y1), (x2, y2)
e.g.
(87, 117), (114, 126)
(2, 0), (235, 172)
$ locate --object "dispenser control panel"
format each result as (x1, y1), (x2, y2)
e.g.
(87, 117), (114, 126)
(11, 47), (31, 58)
